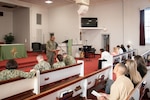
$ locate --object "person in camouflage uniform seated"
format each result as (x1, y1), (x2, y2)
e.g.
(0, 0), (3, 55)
(0, 59), (36, 81)
(33, 55), (51, 72)
(53, 54), (66, 68)
(63, 53), (76, 66)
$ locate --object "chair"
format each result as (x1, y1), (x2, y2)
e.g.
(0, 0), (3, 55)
(87, 48), (96, 58)
(32, 42), (42, 52)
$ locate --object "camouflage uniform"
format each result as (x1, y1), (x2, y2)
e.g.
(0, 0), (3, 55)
(33, 60), (51, 72)
(46, 40), (57, 66)
(53, 61), (66, 68)
(63, 55), (76, 66)
(0, 69), (36, 81)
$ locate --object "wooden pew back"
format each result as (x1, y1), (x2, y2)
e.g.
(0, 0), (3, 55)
(0, 71), (40, 99)
(0, 61), (83, 99)
(25, 66), (111, 100)
(39, 60), (84, 86)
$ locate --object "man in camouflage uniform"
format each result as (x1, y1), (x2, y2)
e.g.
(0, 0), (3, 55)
(63, 53), (76, 66)
(46, 34), (58, 66)
(0, 59), (36, 81)
(33, 54), (51, 72)
(53, 54), (66, 68)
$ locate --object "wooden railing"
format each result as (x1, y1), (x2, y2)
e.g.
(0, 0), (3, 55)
(113, 49), (137, 65)
(25, 66), (111, 100)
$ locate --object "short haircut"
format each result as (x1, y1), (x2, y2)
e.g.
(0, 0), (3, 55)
(6, 59), (18, 69)
(116, 63), (127, 75)
(117, 45), (120, 48)
(36, 54), (43, 60)
(57, 54), (63, 61)
(100, 48), (104, 52)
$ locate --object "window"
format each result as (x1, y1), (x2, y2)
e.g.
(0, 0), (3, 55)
(144, 8), (150, 44)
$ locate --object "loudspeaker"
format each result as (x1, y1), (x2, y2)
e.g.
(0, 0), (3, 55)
(0, 12), (3, 16)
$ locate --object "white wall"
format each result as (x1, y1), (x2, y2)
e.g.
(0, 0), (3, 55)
(48, 4), (80, 44)
(47, 0), (150, 55)
(0, 7), (13, 42)
(0, 0), (150, 54)
(13, 7), (30, 50)
(29, 5), (49, 50)
(123, 0), (150, 55)
(81, 0), (123, 54)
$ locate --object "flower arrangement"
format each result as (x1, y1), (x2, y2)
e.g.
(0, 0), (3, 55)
(4, 33), (14, 44)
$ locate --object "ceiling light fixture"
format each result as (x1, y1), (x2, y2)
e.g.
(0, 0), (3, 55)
(45, 0), (53, 4)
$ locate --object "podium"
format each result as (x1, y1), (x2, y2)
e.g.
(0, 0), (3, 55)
(62, 39), (72, 55)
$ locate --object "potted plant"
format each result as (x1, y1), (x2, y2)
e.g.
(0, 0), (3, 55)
(4, 33), (15, 44)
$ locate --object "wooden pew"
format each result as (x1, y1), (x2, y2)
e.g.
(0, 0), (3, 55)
(25, 66), (111, 100)
(126, 74), (148, 100)
(38, 60), (84, 87)
(0, 71), (40, 100)
(0, 60), (84, 99)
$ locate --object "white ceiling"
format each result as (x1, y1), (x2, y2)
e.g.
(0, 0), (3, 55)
(19, 0), (76, 7)
(0, 0), (111, 9)
(18, 0), (103, 7)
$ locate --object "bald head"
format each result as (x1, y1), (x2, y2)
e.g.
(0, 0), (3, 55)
(114, 63), (127, 76)
(36, 55), (44, 62)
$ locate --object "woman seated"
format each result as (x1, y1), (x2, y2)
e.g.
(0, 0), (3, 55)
(125, 59), (142, 86)
(111, 47), (119, 56)
(134, 55), (147, 78)
(53, 54), (66, 68)
(0, 59), (36, 81)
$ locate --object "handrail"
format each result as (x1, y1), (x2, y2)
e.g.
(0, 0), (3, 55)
(141, 50), (150, 57)
(41, 63), (82, 74)
(113, 49), (136, 57)
(25, 66), (111, 100)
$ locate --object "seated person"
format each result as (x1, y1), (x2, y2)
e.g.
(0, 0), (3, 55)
(121, 44), (127, 52)
(125, 59), (142, 86)
(53, 54), (66, 68)
(126, 44), (133, 51)
(111, 47), (119, 56)
(99, 48), (113, 68)
(0, 59), (36, 81)
(117, 45), (123, 54)
(134, 55), (147, 78)
(98, 63), (134, 100)
(63, 53), (76, 66)
(33, 54), (51, 72)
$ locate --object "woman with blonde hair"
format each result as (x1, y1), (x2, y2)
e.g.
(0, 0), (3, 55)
(111, 47), (119, 56)
(125, 59), (142, 86)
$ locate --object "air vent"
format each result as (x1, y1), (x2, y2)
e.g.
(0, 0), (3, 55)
(2, 5), (17, 8)
(0, 2), (18, 9)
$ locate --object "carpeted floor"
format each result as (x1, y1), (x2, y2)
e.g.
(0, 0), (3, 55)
(0, 52), (100, 75)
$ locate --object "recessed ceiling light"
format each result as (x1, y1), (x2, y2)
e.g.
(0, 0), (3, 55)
(45, 0), (53, 4)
